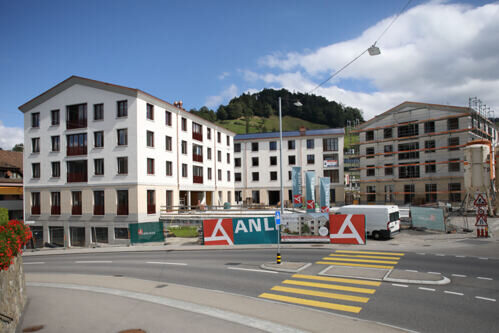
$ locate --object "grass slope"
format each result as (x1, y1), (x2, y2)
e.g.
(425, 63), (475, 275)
(216, 115), (328, 134)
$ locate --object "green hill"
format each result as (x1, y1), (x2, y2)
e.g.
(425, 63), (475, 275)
(216, 115), (327, 134)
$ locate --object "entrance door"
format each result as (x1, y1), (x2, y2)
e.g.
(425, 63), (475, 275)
(268, 191), (280, 206)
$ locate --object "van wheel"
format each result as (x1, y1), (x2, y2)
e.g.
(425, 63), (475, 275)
(373, 231), (381, 240)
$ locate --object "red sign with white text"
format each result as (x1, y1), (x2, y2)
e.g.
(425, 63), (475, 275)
(329, 214), (366, 245)
(203, 218), (234, 245)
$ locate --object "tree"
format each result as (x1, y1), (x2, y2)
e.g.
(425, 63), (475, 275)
(12, 144), (23, 152)
(217, 106), (228, 120)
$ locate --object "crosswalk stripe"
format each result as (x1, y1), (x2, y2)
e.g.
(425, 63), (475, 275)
(335, 250), (404, 256)
(282, 279), (376, 294)
(321, 257), (398, 264)
(259, 293), (362, 313)
(316, 261), (394, 269)
(292, 274), (381, 287)
(329, 254), (402, 260)
(271, 286), (370, 303)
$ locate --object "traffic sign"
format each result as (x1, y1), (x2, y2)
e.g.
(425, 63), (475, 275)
(475, 216), (488, 226)
(476, 207), (487, 217)
(275, 211), (281, 226)
(474, 194), (488, 207)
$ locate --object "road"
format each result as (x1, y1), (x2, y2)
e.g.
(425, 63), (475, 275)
(24, 248), (499, 332)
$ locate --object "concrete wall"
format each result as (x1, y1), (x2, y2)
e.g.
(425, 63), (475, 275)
(0, 255), (26, 333)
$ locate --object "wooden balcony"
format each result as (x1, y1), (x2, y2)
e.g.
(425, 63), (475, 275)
(192, 132), (203, 142)
(67, 146), (87, 156)
(31, 206), (40, 215)
(117, 205), (129, 216)
(67, 172), (87, 183)
(72, 205), (82, 215)
(93, 205), (104, 216)
(147, 204), (156, 215)
(51, 206), (61, 215)
(193, 176), (203, 184)
(193, 154), (203, 163)
(66, 119), (87, 130)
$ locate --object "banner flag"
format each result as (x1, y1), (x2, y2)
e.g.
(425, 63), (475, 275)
(292, 167), (302, 207)
(306, 171), (316, 212)
(320, 177), (330, 213)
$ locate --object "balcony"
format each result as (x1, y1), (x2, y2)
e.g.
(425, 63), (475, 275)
(193, 176), (203, 184)
(192, 132), (203, 142)
(117, 205), (129, 216)
(147, 204), (156, 215)
(66, 119), (87, 130)
(67, 146), (87, 156)
(93, 205), (104, 216)
(67, 172), (88, 183)
(31, 206), (40, 215)
(51, 206), (61, 215)
(72, 205), (82, 215)
(193, 154), (203, 163)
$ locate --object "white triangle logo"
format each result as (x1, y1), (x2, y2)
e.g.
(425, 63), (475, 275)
(205, 218), (234, 245)
(330, 214), (364, 244)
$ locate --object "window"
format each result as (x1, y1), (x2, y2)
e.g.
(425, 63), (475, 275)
(425, 160), (436, 173)
(117, 129), (128, 146)
(398, 123), (418, 138)
(182, 163), (188, 177)
(384, 145), (393, 156)
(385, 185), (394, 203)
(66, 103), (87, 129)
(207, 147), (212, 160)
(227, 171), (231, 182)
(307, 139), (314, 149)
(424, 121), (435, 133)
(399, 163), (420, 178)
(365, 131), (374, 141)
(94, 131), (104, 148)
(165, 190), (173, 211)
(51, 109), (60, 125)
(234, 143), (241, 152)
(117, 157), (128, 174)
(117, 190), (129, 215)
(288, 155), (296, 165)
(51, 161), (60, 178)
(117, 100), (127, 117)
(235, 158), (241, 167)
(425, 140), (436, 153)
(94, 159), (104, 175)
(146, 103), (154, 120)
(323, 138), (338, 151)
(218, 150), (222, 162)
(51, 192), (60, 215)
(269, 141), (277, 151)
(31, 192), (40, 215)
(307, 154), (315, 164)
(192, 122), (202, 141)
(288, 140), (295, 150)
(252, 172), (259, 181)
(235, 172), (241, 182)
(32, 138), (40, 153)
(252, 190), (260, 204)
(207, 128), (211, 140)
(181, 118), (187, 131)
(288, 171), (292, 180)
(448, 118), (459, 130)
(72, 191), (82, 215)
(385, 164), (393, 176)
(270, 156), (277, 166)
(251, 142), (259, 152)
(270, 171), (278, 181)
(166, 161), (172, 176)
(449, 183), (461, 202)
(147, 158), (155, 175)
(147, 131), (154, 147)
(448, 137), (460, 151)
(193, 144), (203, 162)
(207, 167), (212, 180)
(67, 160), (87, 182)
(366, 147), (375, 158)
(448, 159), (460, 172)
(147, 190), (155, 214)
(324, 169), (340, 183)
(398, 142), (419, 160)
(366, 185), (376, 202)
(217, 132), (221, 143)
(67, 133), (87, 156)
(165, 136), (172, 151)
(32, 163), (40, 178)
(366, 165), (375, 177)
(94, 191), (105, 215)
(218, 169), (222, 181)
(51, 136), (60, 152)
(94, 104), (104, 121)
(181, 140), (187, 154)
(165, 111), (172, 126)
(227, 153), (230, 164)
(252, 157), (259, 167)
(404, 184), (415, 204)
(227, 135), (230, 146)
(425, 184), (437, 203)
(383, 128), (392, 139)
(31, 112), (40, 128)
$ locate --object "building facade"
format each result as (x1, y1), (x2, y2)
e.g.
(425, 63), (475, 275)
(234, 128), (345, 207)
(356, 102), (497, 206)
(19, 76), (235, 246)
(0, 150), (23, 221)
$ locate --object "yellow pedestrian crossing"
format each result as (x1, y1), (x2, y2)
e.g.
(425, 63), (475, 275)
(270, 286), (370, 303)
(320, 257), (399, 265)
(292, 274), (381, 286)
(335, 250), (405, 256)
(259, 293), (363, 313)
(329, 253), (402, 260)
(316, 261), (394, 269)
(282, 279), (377, 294)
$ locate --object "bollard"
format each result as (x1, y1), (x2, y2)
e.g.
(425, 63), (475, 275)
(276, 252), (281, 264)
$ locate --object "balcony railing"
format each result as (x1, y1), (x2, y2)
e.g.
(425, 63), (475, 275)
(72, 205), (82, 215)
(66, 119), (87, 130)
(31, 206), (40, 215)
(193, 176), (203, 184)
(51, 206), (61, 215)
(117, 205), (129, 216)
(192, 132), (203, 142)
(193, 154), (203, 162)
(67, 172), (88, 183)
(147, 204), (156, 215)
(93, 205), (104, 216)
(67, 146), (87, 156)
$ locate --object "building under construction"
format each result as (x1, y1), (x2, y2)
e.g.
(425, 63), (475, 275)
(355, 100), (497, 206)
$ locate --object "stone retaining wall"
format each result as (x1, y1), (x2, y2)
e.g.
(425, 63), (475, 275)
(0, 255), (26, 333)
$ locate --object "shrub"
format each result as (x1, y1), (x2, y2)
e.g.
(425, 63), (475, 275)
(0, 220), (32, 271)
(0, 207), (8, 226)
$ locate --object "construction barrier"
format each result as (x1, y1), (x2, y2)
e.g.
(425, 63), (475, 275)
(329, 214), (366, 245)
(203, 217), (277, 245)
(129, 221), (165, 244)
(410, 207), (446, 232)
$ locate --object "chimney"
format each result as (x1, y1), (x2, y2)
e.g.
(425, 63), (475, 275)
(299, 126), (306, 136)
(179, 100), (183, 109)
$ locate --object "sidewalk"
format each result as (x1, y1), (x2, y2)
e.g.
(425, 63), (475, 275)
(21, 273), (408, 333)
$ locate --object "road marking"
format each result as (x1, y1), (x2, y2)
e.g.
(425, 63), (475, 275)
(75, 261), (112, 264)
(418, 287), (435, 292)
(146, 262), (188, 266)
(435, 254), (445, 256)
(475, 296), (496, 302)
(270, 286), (370, 303)
(405, 269), (418, 273)
(259, 293), (362, 313)
(477, 277), (493, 280)
(335, 250), (404, 256)
(329, 254), (402, 260)
(392, 284), (408, 288)
(444, 291), (464, 296)
(316, 261), (394, 269)
(24, 262), (45, 265)
(282, 280), (376, 294)
(452, 274), (466, 278)
(428, 272), (441, 275)
(321, 257), (398, 265)
(478, 257), (489, 260)
(227, 267), (278, 274)
(456, 255), (466, 258)
(417, 253), (426, 255)
(292, 274), (381, 286)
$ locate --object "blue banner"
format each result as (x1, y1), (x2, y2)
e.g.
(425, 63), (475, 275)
(320, 177), (330, 212)
(292, 167), (302, 207)
(306, 171), (316, 213)
(232, 217), (278, 244)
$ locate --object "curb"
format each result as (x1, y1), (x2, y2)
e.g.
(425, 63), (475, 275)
(382, 276), (451, 285)
(260, 262), (312, 273)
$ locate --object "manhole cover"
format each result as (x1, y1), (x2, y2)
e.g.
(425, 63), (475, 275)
(118, 330), (146, 333)
(155, 284), (168, 288)
(23, 325), (45, 332)
(225, 262), (241, 266)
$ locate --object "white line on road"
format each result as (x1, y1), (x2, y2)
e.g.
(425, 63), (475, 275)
(455, 255), (466, 258)
(75, 261), (112, 264)
(444, 291), (464, 296)
(405, 269), (418, 272)
(392, 284), (409, 288)
(146, 262), (188, 266)
(417, 253), (426, 255)
(428, 272), (441, 275)
(435, 254), (445, 256)
(24, 262), (45, 265)
(419, 287), (436, 292)
(475, 296), (496, 302)
(227, 267), (278, 274)
(452, 274), (467, 278)
(477, 277), (493, 280)
(478, 257), (489, 260)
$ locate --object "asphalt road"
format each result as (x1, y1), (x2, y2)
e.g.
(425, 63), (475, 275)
(24, 248), (499, 333)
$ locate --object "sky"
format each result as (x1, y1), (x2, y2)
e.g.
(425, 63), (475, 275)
(1, 0), (498, 150)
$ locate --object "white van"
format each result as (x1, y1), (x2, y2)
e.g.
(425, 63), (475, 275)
(336, 205), (400, 240)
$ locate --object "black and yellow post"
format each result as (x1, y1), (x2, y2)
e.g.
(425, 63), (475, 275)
(276, 252), (281, 264)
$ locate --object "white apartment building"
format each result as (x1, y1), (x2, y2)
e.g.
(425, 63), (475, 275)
(19, 76), (235, 246)
(234, 128), (345, 206)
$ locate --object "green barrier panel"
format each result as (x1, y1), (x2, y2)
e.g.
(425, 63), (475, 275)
(129, 221), (165, 244)
(232, 217), (277, 244)
(410, 207), (445, 232)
